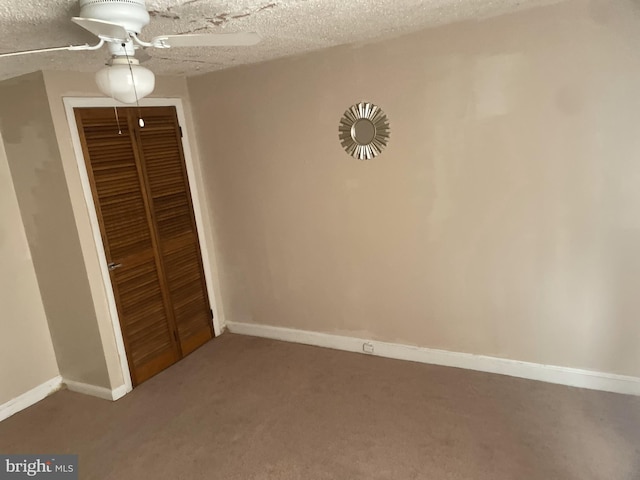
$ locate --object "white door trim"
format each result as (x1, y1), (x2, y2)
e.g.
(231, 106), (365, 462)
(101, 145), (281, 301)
(63, 97), (222, 395)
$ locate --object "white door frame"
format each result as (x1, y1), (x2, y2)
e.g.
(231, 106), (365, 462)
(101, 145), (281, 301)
(64, 97), (222, 394)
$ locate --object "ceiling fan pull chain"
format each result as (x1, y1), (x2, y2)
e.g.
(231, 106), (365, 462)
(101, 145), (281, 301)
(123, 46), (144, 127)
(113, 106), (122, 135)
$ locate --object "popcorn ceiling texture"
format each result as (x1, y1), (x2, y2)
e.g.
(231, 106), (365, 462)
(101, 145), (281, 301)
(0, 0), (561, 80)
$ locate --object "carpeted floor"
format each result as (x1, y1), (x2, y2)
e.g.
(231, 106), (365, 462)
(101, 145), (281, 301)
(1, 333), (639, 479)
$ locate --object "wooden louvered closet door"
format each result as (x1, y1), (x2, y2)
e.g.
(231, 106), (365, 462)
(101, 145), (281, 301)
(75, 106), (213, 386)
(135, 107), (214, 356)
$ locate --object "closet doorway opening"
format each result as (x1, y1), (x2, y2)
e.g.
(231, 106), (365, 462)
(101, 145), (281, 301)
(73, 104), (215, 387)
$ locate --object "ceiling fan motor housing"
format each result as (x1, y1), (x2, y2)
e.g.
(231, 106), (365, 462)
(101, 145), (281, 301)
(78, 0), (150, 34)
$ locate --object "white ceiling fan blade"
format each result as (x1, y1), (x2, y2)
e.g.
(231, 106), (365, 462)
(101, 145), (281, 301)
(0, 43), (101, 58)
(152, 32), (261, 48)
(0, 46), (75, 58)
(72, 17), (129, 42)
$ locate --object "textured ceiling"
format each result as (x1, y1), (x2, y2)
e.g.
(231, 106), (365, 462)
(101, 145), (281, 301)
(0, 0), (561, 81)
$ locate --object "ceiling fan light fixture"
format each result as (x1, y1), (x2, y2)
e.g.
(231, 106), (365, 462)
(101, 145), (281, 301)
(95, 57), (155, 104)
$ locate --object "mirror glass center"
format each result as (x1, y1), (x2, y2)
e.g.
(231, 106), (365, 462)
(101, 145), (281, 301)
(351, 119), (376, 145)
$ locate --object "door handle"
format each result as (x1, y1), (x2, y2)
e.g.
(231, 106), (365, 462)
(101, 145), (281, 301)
(108, 262), (122, 271)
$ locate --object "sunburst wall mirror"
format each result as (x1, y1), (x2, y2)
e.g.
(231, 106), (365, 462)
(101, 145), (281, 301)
(338, 102), (390, 160)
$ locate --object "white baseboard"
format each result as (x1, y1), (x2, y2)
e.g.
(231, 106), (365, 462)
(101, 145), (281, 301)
(63, 379), (126, 401)
(227, 322), (640, 397)
(111, 384), (128, 401)
(1, 377), (129, 422)
(0, 376), (63, 422)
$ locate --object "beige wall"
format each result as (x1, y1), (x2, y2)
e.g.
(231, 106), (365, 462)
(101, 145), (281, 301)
(188, 0), (640, 377)
(43, 71), (222, 389)
(0, 72), (112, 388)
(0, 131), (59, 405)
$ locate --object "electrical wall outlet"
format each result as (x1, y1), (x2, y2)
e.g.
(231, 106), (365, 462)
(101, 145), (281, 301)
(362, 342), (374, 354)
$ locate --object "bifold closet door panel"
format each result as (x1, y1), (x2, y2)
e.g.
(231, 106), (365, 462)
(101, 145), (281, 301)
(135, 107), (214, 356)
(75, 108), (181, 386)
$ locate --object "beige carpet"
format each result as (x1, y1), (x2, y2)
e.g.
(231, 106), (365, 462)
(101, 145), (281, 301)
(1, 333), (639, 479)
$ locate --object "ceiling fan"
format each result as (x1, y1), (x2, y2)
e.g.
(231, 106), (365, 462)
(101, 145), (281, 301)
(0, 0), (261, 103)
